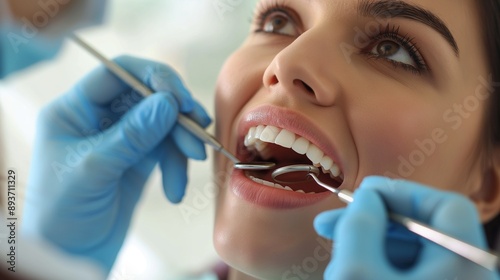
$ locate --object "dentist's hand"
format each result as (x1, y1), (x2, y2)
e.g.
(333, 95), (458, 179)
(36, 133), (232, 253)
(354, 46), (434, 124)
(22, 55), (211, 273)
(314, 176), (499, 280)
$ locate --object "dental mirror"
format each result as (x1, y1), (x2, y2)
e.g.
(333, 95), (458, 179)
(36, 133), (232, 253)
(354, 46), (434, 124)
(272, 164), (320, 183)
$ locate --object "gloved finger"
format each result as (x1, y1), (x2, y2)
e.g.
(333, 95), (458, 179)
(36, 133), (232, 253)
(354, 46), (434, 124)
(425, 194), (485, 246)
(183, 100), (212, 128)
(414, 195), (487, 271)
(314, 209), (345, 239)
(332, 188), (388, 269)
(359, 176), (486, 246)
(73, 56), (143, 106)
(145, 60), (195, 113)
(384, 221), (422, 269)
(119, 155), (159, 206)
(171, 125), (207, 161)
(312, 180), (422, 271)
(171, 99), (212, 160)
(94, 92), (179, 171)
(314, 208), (420, 269)
(159, 138), (189, 203)
(35, 95), (93, 138)
(74, 55), (195, 112)
(359, 176), (456, 222)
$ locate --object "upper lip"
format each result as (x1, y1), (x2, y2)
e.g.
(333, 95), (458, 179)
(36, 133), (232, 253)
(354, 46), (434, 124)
(236, 105), (344, 175)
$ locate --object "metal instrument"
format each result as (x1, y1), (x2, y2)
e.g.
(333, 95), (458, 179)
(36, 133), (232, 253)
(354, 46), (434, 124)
(71, 34), (275, 171)
(272, 164), (500, 271)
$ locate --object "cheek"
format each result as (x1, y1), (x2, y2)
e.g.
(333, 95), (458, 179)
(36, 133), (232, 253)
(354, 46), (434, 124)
(215, 45), (277, 149)
(349, 95), (446, 181)
(213, 45), (273, 205)
(349, 90), (487, 190)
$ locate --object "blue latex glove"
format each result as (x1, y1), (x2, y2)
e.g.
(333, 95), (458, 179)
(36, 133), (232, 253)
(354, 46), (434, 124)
(314, 176), (500, 280)
(22, 55), (211, 273)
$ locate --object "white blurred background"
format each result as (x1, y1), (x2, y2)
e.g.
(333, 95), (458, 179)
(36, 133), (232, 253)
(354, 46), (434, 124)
(0, 0), (257, 279)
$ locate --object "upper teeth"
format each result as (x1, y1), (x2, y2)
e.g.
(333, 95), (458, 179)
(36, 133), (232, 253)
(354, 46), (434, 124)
(244, 125), (343, 179)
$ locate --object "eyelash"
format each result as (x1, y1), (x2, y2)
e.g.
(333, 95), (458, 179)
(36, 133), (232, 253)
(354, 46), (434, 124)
(252, 0), (296, 35)
(252, 1), (429, 75)
(362, 24), (428, 74)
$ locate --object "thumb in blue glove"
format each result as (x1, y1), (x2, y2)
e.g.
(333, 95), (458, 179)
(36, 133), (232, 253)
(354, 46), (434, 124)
(314, 176), (499, 280)
(22, 55), (211, 273)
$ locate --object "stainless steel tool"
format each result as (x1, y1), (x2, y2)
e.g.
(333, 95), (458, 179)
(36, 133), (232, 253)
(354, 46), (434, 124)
(71, 34), (275, 171)
(272, 164), (500, 271)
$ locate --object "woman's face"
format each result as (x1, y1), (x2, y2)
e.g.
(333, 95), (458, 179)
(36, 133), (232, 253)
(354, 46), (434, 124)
(213, 0), (491, 278)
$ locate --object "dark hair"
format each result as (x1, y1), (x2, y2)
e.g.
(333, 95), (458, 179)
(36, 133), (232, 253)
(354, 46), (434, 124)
(479, 0), (500, 249)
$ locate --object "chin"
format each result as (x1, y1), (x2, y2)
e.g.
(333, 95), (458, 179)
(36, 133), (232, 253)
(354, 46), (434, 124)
(213, 163), (338, 280)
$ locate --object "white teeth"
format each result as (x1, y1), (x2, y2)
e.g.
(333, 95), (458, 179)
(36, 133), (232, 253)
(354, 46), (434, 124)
(330, 164), (340, 177)
(244, 127), (256, 147)
(255, 125), (265, 139)
(292, 137), (309, 155)
(252, 176), (264, 184)
(263, 180), (276, 187)
(244, 125), (344, 181)
(306, 145), (323, 165)
(275, 129), (295, 148)
(260, 126), (280, 143)
(254, 141), (268, 152)
(320, 156), (333, 171)
(248, 175), (314, 193)
(253, 141), (273, 160)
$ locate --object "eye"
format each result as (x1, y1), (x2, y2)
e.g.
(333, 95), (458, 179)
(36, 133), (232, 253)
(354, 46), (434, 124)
(363, 25), (428, 74)
(254, 3), (301, 37)
(260, 11), (298, 36)
(370, 40), (416, 68)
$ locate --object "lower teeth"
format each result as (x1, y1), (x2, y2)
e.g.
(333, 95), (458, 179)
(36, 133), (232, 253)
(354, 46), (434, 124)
(247, 174), (315, 194)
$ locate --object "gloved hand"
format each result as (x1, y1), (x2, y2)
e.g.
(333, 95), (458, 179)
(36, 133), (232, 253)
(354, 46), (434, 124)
(314, 176), (500, 280)
(21, 55), (211, 273)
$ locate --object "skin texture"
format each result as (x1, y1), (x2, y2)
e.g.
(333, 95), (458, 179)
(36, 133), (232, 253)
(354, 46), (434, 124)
(213, 0), (500, 279)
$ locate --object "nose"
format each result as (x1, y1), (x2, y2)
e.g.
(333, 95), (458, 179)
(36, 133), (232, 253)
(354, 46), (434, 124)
(263, 31), (341, 107)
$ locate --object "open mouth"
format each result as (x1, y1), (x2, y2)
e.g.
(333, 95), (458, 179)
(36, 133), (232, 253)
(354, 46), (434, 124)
(240, 125), (344, 194)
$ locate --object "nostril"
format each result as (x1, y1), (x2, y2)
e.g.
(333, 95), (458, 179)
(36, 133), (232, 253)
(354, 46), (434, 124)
(303, 83), (314, 94)
(293, 79), (314, 94)
(269, 75), (279, 86)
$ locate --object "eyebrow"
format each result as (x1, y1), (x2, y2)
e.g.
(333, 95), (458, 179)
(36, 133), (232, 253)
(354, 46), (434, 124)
(358, 0), (459, 56)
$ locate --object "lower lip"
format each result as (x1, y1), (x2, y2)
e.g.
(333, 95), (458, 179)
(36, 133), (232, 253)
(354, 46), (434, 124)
(229, 169), (332, 209)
